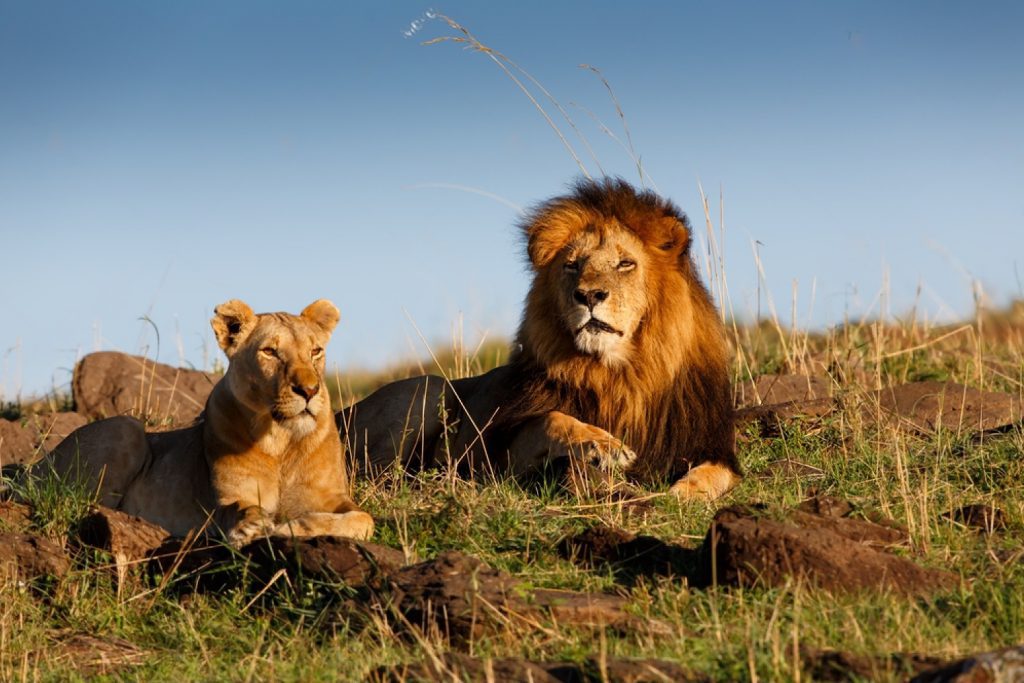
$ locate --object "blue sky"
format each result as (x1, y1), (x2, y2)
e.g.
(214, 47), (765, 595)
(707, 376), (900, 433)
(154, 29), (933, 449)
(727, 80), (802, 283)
(2, 1), (1022, 397)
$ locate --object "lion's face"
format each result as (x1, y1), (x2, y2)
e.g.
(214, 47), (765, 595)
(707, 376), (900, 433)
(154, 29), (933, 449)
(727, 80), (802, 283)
(211, 300), (339, 436)
(522, 181), (692, 367)
(556, 225), (649, 363)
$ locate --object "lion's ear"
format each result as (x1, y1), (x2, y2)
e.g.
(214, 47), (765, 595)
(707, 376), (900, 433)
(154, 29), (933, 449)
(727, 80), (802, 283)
(525, 204), (585, 268)
(301, 299), (340, 335)
(211, 300), (257, 357)
(656, 216), (691, 259)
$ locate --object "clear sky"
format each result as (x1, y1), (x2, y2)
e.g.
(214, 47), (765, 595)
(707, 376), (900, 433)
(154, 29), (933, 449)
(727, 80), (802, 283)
(2, 1), (1022, 398)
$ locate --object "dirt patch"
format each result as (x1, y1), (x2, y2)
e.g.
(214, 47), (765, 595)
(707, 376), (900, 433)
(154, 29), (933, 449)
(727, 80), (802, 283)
(372, 652), (702, 682)
(0, 532), (69, 582)
(695, 498), (957, 595)
(73, 351), (219, 427)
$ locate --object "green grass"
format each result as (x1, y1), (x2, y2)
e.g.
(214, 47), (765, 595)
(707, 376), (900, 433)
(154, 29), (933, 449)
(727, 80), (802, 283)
(2, 309), (1024, 681)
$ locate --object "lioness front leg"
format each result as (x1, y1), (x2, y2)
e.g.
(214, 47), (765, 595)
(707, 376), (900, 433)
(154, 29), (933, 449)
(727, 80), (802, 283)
(669, 462), (740, 502)
(271, 511), (375, 541)
(508, 411), (637, 477)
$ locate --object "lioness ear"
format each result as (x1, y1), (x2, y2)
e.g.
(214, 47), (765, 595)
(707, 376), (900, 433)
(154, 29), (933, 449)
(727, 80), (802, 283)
(211, 300), (257, 357)
(301, 299), (340, 335)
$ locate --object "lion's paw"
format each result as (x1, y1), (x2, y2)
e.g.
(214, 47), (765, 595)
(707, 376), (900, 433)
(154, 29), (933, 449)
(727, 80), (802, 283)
(577, 437), (637, 472)
(669, 463), (740, 502)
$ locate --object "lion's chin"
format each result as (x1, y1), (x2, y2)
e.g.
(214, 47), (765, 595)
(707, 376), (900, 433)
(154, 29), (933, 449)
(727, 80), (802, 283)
(573, 328), (629, 365)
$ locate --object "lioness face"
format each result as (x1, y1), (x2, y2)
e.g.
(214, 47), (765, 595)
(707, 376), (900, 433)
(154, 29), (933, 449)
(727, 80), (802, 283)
(211, 300), (340, 436)
(557, 225), (649, 363)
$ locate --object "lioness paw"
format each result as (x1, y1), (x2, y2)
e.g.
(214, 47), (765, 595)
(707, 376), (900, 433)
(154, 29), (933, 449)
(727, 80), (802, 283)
(669, 462), (740, 502)
(226, 513), (274, 547)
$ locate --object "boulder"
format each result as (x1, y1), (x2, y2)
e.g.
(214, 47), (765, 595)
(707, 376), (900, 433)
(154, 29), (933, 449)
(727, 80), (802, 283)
(696, 497), (958, 595)
(72, 352), (219, 427)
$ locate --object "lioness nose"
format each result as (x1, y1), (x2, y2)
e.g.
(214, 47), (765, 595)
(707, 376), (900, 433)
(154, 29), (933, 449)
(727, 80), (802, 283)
(573, 288), (609, 309)
(292, 381), (319, 400)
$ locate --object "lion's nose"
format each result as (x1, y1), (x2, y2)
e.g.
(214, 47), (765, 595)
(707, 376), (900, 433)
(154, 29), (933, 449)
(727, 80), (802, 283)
(291, 381), (319, 400)
(573, 288), (609, 309)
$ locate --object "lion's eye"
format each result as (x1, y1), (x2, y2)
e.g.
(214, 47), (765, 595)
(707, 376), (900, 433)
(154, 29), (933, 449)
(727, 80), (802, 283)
(618, 259), (636, 272)
(311, 347), (324, 358)
(260, 347), (278, 359)
(564, 260), (580, 272)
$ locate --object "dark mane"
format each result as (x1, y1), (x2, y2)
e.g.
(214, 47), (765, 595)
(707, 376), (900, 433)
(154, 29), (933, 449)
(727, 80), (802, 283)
(488, 177), (738, 484)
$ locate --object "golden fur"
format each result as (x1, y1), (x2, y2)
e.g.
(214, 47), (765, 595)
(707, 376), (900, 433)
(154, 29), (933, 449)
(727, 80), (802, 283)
(345, 179), (740, 500)
(36, 299), (373, 545)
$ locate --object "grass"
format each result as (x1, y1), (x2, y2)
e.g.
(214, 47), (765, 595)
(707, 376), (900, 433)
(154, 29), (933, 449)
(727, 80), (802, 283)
(2, 303), (1023, 681)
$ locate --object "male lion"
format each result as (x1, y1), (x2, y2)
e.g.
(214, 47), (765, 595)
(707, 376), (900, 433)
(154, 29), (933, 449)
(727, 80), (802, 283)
(31, 299), (373, 546)
(343, 179), (740, 500)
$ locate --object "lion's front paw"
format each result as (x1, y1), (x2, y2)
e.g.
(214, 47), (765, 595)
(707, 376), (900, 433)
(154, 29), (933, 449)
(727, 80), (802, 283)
(669, 463), (740, 502)
(567, 427), (637, 473)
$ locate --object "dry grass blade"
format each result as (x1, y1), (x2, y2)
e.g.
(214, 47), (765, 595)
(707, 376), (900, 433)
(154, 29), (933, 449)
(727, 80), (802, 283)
(423, 13), (592, 179)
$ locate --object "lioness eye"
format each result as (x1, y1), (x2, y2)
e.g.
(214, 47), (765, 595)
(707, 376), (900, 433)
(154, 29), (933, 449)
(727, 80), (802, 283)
(618, 259), (636, 271)
(260, 347), (277, 358)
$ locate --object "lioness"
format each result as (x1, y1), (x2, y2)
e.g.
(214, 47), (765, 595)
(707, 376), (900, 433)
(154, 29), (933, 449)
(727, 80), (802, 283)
(343, 179), (740, 501)
(33, 299), (373, 546)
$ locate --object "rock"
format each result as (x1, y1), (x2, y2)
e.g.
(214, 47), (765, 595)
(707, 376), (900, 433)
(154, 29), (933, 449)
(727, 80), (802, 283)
(77, 506), (172, 582)
(871, 381), (1022, 435)
(941, 504), (1008, 533)
(0, 418), (35, 466)
(736, 374), (832, 408)
(25, 412), (88, 454)
(148, 534), (406, 592)
(910, 643), (1024, 682)
(559, 524), (697, 583)
(0, 501), (33, 532)
(387, 551), (663, 645)
(735, 374), (836, 437)
(0, 532), (70, 582)
(72, 351), (219, 427)
(801, 647), (943, 681)
(244, 536), (406, 586)
(696, 498), (958, 595)
(372, 653), (704, 682)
